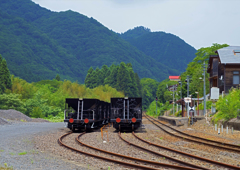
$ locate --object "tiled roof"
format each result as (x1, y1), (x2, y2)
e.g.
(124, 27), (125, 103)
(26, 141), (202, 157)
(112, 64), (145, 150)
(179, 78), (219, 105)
(169, 76), (180, 79)
(217, 46), (240, 64)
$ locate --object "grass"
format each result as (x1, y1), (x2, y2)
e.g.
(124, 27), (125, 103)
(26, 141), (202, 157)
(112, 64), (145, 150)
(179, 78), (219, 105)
(20, 119), (27, 122)
(9, 153), (15, 156)
(18, 151), (27, 155)
(29, 150), (38, 154)
(159, 137), (163, 140)
(22, 139), (32, 144)
(0, 163), (13, 170)
(0, 150), (4, 152)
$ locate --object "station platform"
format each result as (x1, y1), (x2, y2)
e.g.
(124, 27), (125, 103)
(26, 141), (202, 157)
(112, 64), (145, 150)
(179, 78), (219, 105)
(158, 116), (205, 127)
(158, 116), (189, 126)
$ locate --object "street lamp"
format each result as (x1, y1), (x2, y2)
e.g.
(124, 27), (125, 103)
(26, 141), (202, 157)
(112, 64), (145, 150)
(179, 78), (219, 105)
(195, 92), (199, 116)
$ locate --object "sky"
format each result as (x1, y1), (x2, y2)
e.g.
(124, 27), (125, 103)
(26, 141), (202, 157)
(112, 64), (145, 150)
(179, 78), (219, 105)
(32, 0), (240, 50)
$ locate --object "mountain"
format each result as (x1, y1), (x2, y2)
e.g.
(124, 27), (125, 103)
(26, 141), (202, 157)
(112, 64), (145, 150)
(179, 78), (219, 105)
(0, 0), (188, 83)
(119, 26), (197, 72)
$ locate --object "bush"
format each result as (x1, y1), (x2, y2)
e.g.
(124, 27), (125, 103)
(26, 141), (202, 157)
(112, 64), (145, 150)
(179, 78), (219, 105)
(0, 93), (26, 113)
(212, 88), (240, 123)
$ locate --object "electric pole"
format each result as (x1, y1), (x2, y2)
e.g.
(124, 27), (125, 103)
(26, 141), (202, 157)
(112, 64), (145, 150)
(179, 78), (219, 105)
(202, 61), (207, 116)
(187, 75), (190, 117)
(156, 96), (158, 115)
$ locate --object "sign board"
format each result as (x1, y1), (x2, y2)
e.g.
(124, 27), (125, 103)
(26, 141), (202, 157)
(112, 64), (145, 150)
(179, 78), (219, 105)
(189, 106), (194, 111)
(211, 87), (219, 100)
(184, 97), (191, 103)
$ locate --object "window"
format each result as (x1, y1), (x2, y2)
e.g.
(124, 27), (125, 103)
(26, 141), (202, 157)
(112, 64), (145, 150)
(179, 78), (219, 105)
(233, 71), (240, 84)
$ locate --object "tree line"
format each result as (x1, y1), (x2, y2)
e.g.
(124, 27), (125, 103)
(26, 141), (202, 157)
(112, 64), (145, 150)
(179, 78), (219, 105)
(0, 54), (12, 94)
(85, 62), (142, 97)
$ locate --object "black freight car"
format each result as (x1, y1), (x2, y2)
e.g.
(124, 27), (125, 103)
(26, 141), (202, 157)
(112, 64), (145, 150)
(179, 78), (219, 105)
(64, 98), (109, 131)
(111, 97), (142, 131)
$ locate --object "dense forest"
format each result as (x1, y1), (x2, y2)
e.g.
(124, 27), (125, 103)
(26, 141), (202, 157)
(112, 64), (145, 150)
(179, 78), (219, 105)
(119, 26), (196, 72)
(0, 0), (178, 83)
(0, 0), (196, 83)
(85, 62), (141, 97)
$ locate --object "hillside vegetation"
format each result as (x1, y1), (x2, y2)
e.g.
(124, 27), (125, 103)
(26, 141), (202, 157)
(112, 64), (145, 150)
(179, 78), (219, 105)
(119, 26), (196, 72)
(0, 0), (184, 83)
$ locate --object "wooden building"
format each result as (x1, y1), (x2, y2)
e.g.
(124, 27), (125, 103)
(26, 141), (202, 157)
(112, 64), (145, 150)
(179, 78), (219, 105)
(207, 46), (240, 95)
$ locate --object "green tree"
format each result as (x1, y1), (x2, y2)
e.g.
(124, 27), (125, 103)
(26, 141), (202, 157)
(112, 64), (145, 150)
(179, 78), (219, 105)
(85, 67), (94, 88)
(95, 67), (101, 87)
(156, 79), (176, 103)
(55, 74), (60, 81)
(0, 58), (12, 92)
(100, 65), (109, 85)
(0, 93), (26, 113)
(141, 78), (159, 109)
(104, 64), (119, 88)
(116, 62), (131, 96)
(135, 73), (142, 97)
(127, 63), (138, 97)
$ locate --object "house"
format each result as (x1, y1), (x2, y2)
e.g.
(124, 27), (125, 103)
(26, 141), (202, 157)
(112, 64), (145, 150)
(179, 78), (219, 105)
(169, 76), (180, 81)
(207, 46), (240, 96)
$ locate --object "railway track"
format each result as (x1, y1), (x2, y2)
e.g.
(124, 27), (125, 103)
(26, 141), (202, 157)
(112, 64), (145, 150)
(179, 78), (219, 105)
(129, 131), (240, 169)
(118, 132), (209, 170)
(58, 132), (199, 169)
(145, 114), (240, 153)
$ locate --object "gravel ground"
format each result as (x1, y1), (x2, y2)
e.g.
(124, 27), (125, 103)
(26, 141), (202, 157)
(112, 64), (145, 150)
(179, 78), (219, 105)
(1, 110), (240, 170)
(0, 110), (88, 170)
(179, 119), (240, 142)
(0, 122), (88, 170)
(34, 118), (240, 170)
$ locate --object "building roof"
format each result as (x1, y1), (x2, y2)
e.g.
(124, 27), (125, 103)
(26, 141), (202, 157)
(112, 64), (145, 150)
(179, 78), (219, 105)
(217, 46), (240, 64)
(169, 76), (180, 79)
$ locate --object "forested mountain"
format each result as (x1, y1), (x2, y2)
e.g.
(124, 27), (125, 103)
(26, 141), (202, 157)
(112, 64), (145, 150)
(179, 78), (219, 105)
(0, 0), (179, 83)
(119, 26), (196, 72)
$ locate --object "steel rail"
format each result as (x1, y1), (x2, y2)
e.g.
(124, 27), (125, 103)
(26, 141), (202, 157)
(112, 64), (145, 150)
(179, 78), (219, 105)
(76, 132), (197, 170)
(118, 132), (208, 170)
(132, 132), (240, 169)
(149, 115), (240, 149)
(58, 132), (159, 170)
(145, 114), (240, 153)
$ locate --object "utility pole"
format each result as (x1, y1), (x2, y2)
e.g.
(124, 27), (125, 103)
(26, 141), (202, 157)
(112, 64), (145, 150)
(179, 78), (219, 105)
(156, 96), (158, 115)
(202, 61), (207, 116)
(187, 75), (190, 97)
(172, 85), (175, 115)
(187, 75), (190, 117)
(180, 82), (182, 99)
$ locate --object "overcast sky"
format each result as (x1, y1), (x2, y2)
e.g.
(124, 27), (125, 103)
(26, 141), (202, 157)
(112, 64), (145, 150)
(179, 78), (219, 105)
(32, 0), (240, 50)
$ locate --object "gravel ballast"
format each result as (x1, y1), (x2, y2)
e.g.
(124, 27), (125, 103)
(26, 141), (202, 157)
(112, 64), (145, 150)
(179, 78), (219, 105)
(1, 110), (240, 170)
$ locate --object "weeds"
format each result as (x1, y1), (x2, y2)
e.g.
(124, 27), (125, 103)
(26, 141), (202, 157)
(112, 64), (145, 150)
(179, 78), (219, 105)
(18, 151), (27, 155)
(9, 153), (15, 156)
(29, 150), (38, 154)
(0, 150), (4, 152)
(0, 163), (13, 170)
